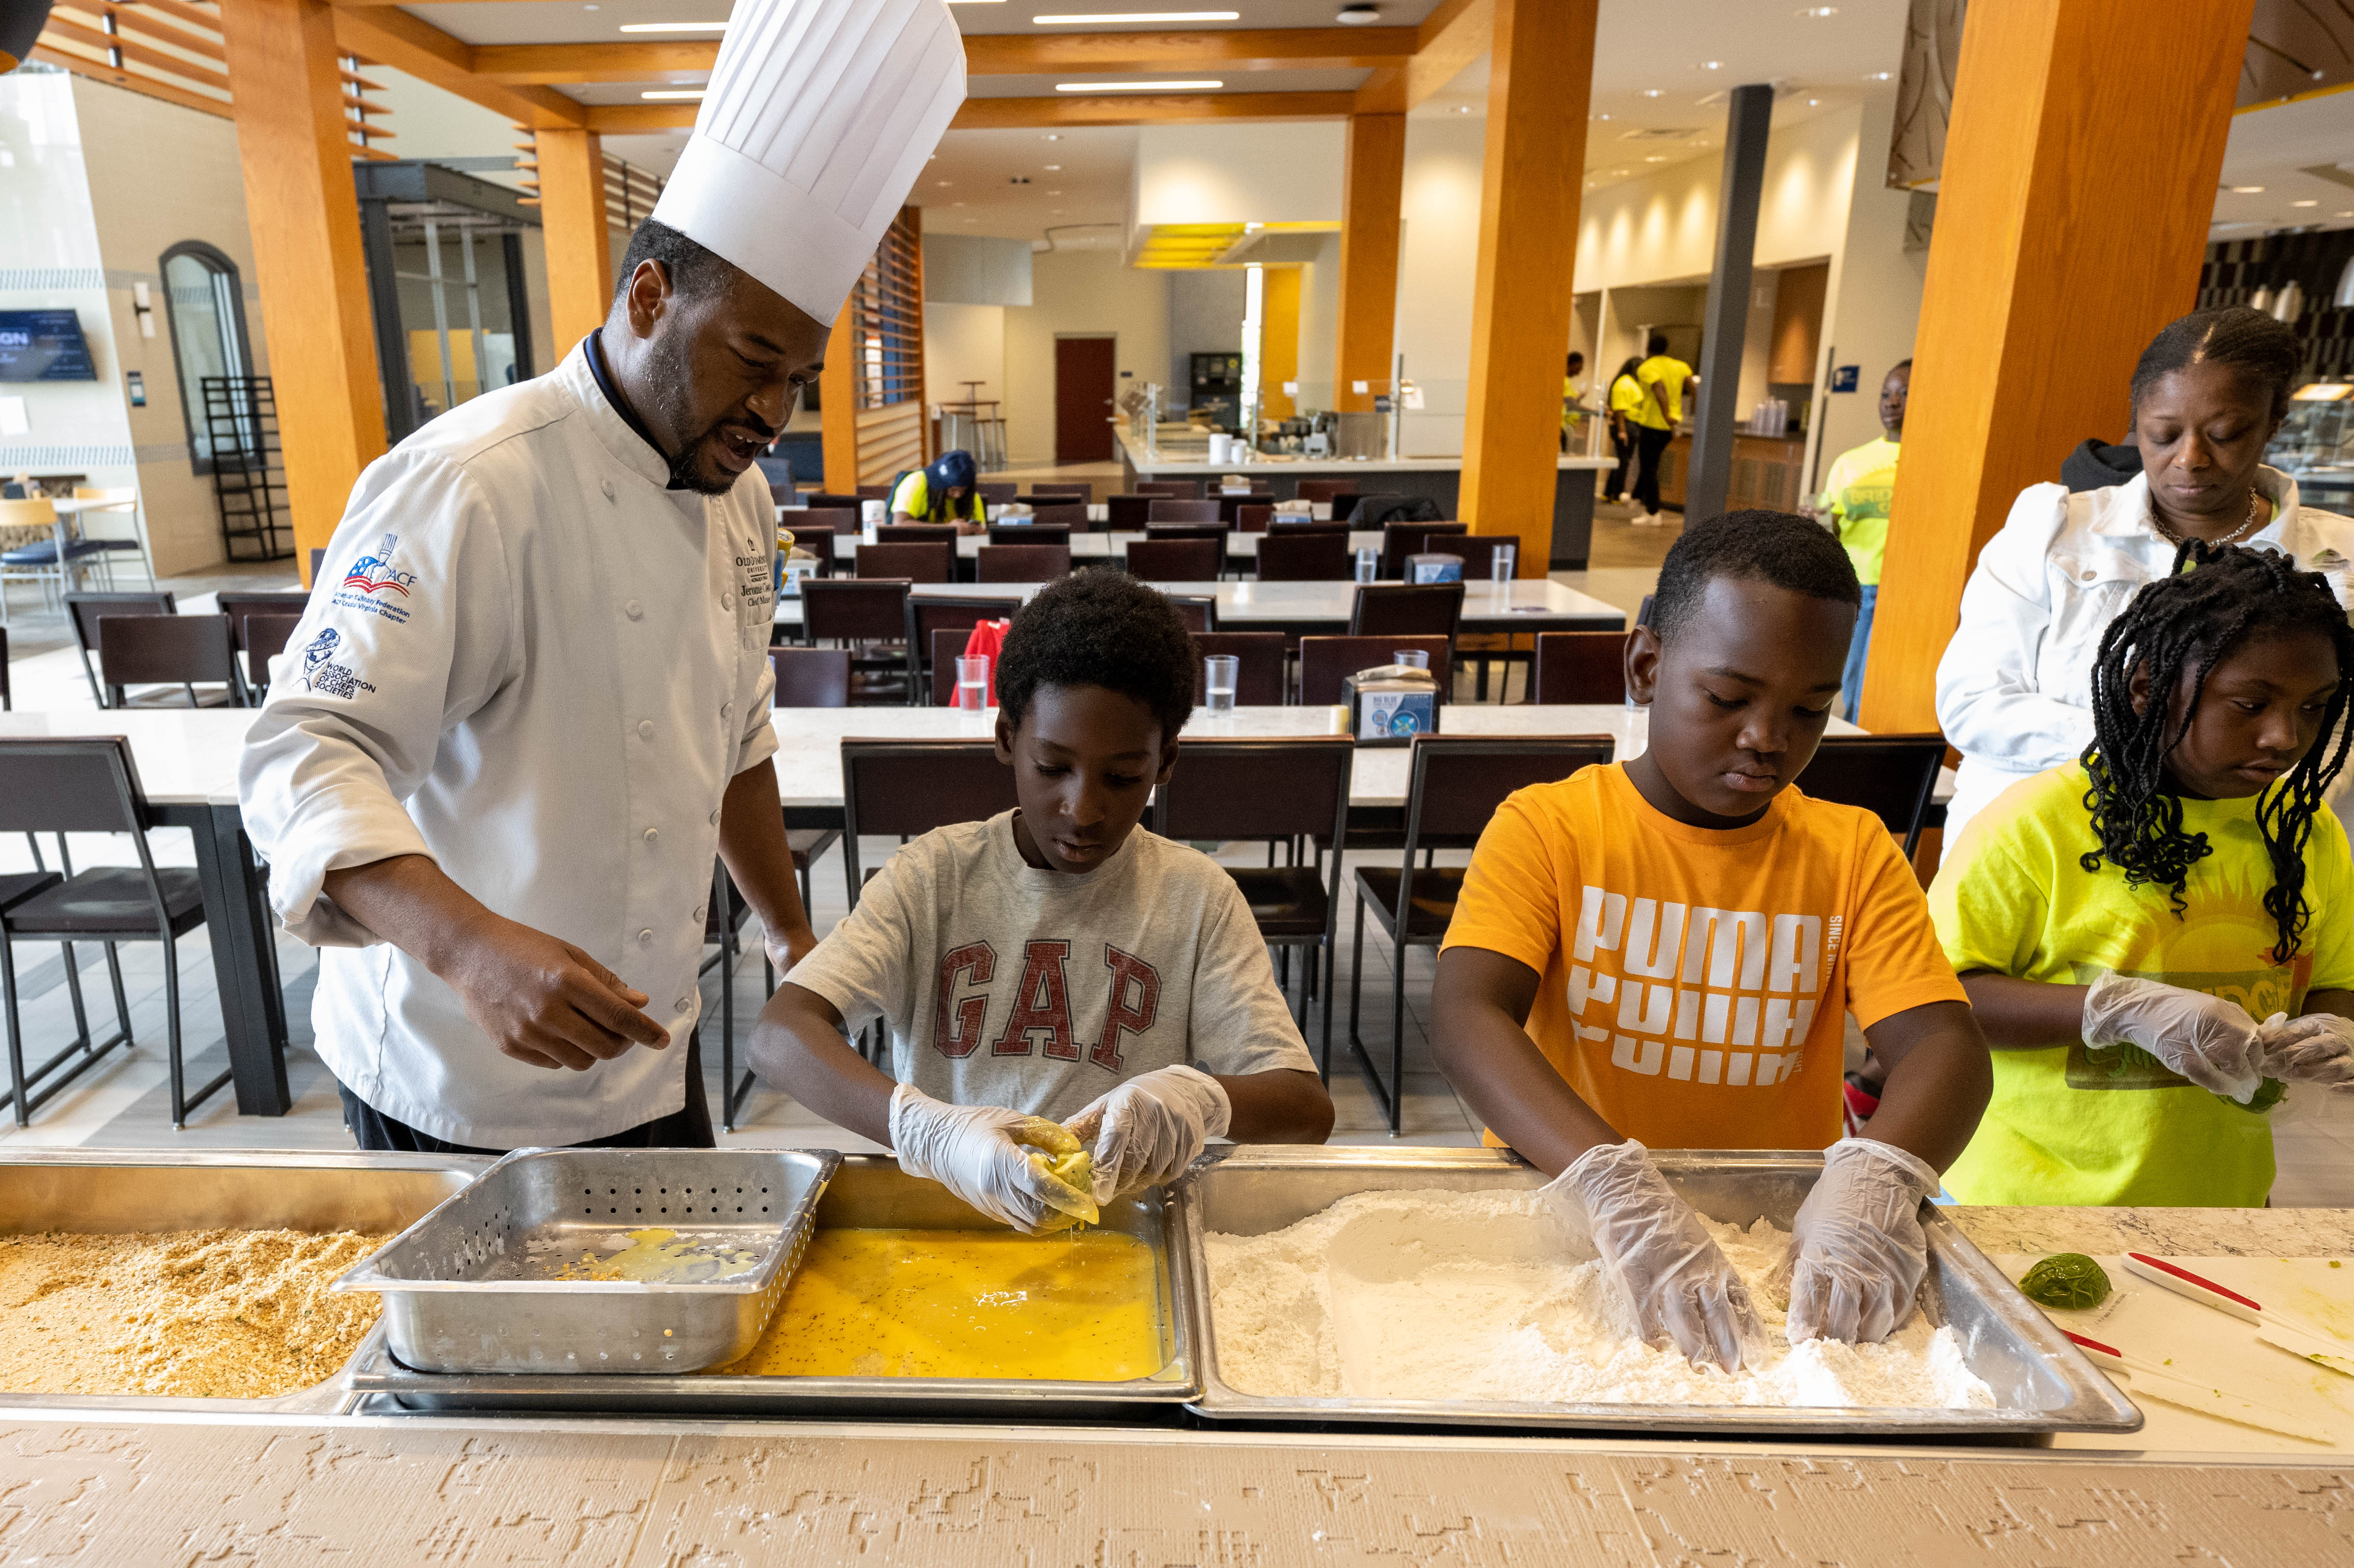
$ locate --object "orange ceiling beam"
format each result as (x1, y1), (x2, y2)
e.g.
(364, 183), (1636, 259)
(953, 92), (1357, 129)
(330, 4), (584, 127)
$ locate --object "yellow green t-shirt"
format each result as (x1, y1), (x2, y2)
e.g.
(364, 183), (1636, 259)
(890, 471), (985, 524)
(1819, 435), (1901, 587)
(1928, 762), (2354, 1207)
(1608, 374), (1646, 418)
(1631, 355), (1691, 431)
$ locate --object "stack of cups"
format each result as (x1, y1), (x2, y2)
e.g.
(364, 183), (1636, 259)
(1203, 654), (1239, 714)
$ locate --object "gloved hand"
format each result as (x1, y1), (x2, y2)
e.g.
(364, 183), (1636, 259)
(886, 1082), (1099, 1234)
(2253, 1012), (2354, 1087)
(2081, 971), (2261, 1103)
(1067, 1064), (1232, 1204)
(1552, 1139), (1763, 1372)
(1780, 1138), (1940, 1345)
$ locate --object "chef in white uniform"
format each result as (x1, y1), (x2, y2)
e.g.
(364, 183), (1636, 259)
(239, 0), (966, 1153)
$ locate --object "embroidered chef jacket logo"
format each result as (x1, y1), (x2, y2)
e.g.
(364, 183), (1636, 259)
(1567, 886), (1820, 1090)
(332, 532), (418, 625)
(297, 627), (376, 699)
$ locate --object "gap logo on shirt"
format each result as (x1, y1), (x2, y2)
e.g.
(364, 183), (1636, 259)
(332, 532), (419, 625)
(1567, 885), (1835, 1091)
(933, 939), (1162, 1073)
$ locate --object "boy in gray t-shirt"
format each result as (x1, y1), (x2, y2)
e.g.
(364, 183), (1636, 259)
(753, 572), (1333, 1232)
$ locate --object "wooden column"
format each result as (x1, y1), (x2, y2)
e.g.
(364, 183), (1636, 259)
(1333, 112), (1404, 416)
(216, 0), (385, 578)
(820, 292), (859, 493)
(1458, 0), (1597, 576)
(537, 128), (612, 353)
(1862, 0), (2254, 732)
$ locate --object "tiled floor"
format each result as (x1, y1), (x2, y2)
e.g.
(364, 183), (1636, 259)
(0, 516), (2347, 1210)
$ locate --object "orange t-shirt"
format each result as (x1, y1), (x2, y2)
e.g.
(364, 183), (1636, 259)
(1440, 762), (1965, 1150)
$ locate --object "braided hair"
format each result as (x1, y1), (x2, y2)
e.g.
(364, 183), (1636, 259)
(2080, 540), (2354, 962)
(2128, 306), (2300, 423)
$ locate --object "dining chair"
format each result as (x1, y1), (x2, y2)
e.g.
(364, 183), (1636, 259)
(1105, 495), (1155, 531)
(1792, 734), (1949, 856)
(1148, 499), (1222, 525)
(855, 540), (954, 584)
(977, 543), (1069, 583)
(1134, 480), (1202, 500)
(988, 524), (1070, 547)
(1028, 502), (1091, 531)
(1124, 538), (1220, 581)
(800, 579), (911, 704)
(1164, 594), (1215, 633)
(0, 737), (218, 1128)
(242, 612), (303, 694)
(1531, 631), (1633, 706)
(1154, 736), (1355, 1061)
(907, 595), (1023, 707)
(0, 498), (107, 618)
(1350, 583), (1463, 639)
(976, 482), (1019, 505)
(1349, 735), (1614, 1130)
(1255, 531), (1350, 583)
(1234, 503), (1273, 533)
(63, 590), (176, 708)
(1028, 482), (1093, 505)
(874, 524), (959, 547)
(1296, 636), (1452, 706)
(97, 614), (248, 709)
(70, 487), (150, 587)
(1379, 522), (1468, 579)
(1189, 631), (1285, 705)
(1298, 480), (1358, 505)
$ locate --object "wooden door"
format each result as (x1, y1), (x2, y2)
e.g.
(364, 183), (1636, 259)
(1054, 336), (1116, 463)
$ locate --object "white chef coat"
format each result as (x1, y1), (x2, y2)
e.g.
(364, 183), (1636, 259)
(239, 340), (780, 1147)
(1936, 465), (2354, 846)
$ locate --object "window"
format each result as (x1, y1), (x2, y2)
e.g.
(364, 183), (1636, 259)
(159, 241), (252, 474)
(850, 208), (924, 409)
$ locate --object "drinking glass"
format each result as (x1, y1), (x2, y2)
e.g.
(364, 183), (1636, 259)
(955, 655), (991, 713)
(1491, 542), (1517, 584)
(1203, 654), (1240, 714)
(1355, 547), (1379, 584)
(1392, 648), (1430, 670)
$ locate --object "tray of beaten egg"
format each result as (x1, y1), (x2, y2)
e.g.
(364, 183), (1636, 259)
(342, 1152), (1203, 1416)
(0, 1149), (486, 1415)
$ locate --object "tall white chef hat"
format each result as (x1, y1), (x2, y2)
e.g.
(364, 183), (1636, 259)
(649, 0), (965, 324)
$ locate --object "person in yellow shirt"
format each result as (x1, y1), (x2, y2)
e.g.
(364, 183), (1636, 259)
(1431, 510), (1991, 1372)
(1603, 356), (1644, 503)
(1930, 542), (2354, 1208)
(890, 448), (987, 534)
(1628, 333), (1695, 526)
(1560, 351), (1589, 452)
(1817, 360), (1909, 721)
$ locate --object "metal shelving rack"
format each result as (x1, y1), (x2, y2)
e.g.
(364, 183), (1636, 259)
(201, 375), (293, 563)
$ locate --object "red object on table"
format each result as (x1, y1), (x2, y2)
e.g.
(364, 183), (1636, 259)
(959, 619), (1011, 705)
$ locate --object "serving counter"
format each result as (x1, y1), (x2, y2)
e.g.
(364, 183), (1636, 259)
(2, 1146), (2348, 1564)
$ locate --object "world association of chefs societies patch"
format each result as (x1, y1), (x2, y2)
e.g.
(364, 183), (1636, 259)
(296, 627), (376, 700)
(332, 530), (419, 627)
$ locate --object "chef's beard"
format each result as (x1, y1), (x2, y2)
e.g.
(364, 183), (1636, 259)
(644, 333), (774, 496)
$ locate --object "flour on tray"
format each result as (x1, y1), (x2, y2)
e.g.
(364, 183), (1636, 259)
(1205, 1188), (1994, 1409)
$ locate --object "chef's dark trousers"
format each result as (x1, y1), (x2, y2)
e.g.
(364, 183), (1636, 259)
(335, 1029), (716, 1154)
(1631, 425), (1673, 514)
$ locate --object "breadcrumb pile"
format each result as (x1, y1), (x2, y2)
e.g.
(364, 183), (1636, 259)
(0, 1227), (387, 1398)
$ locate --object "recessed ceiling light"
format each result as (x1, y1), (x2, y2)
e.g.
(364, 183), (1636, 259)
(1042, 134), (1061, 141)
(618, 20), (727, 31)
(2294, 198), (2320, 206)
(1033, 10), (1240, 20)
(1455, 104), (1471, 113)
(1862, 71), (1893, 81)
(1795, 4), (1837, 14)
(1044, 164), (1061, 170)
(1594, 112), (1611, 120)
(1807, 97), (1820, 105)
(1055, 79), (1222, 91)
(2340, 210), (2354, 217)
(1639, 88), (1664, 98)
(1049, 189), (1062, 194)
(935, 180), (953, 186)
(2231, 185), (2266, 193)
(1643, 155), (1668, 161)
(1699, 60), (1724, 70)
(1337, 4), (1381, 23)
(641, 89), (705, 100)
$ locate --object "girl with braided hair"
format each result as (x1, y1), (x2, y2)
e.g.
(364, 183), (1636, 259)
(1927, 542), (2354, 1206)
(1937, 306), (2354, 846)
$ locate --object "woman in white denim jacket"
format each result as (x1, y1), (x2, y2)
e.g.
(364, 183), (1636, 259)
(1938, 307), (2354, 845)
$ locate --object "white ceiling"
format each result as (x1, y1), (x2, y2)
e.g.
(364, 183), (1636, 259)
(2215, 90), (2354, 237)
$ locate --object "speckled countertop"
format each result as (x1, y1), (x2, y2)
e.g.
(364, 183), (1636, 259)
(1948, 1206), (2354, 1258)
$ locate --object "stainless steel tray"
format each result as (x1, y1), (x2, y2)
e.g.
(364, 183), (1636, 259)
(1175, 1146), (2144, 1436)
(336, 1146), (837, 1374)
(345, 1154), (1202, 1416)
(0, 1148), (487, 1416)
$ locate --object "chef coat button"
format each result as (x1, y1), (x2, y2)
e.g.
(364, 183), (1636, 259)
(643, 827), (659, 844)
(709, 808), (721, 826)
(601, 480), (615, 502)
(722, 591), (735, 611)
(638, 928), (654, 945)
(625, 598), (644, 620)
(674, 996), (691, 1013)
(637, 720), (655, 741)
(695, 904), (709, 922)
(2080, 570), (2096, 582)
(721, 702), (735, 720)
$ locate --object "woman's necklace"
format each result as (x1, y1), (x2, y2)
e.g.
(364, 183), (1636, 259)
(2151, 484), (2269, 548)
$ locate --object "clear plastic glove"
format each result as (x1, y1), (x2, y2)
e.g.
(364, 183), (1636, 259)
(2080, 971), (2261, 1103)
(1779, 1138), (1940, 1345)
(886, 1082), (1099, 1234)
(2253, 1012), (2354, 1087)
(1552, 1139), (1764, 1372)
(1066, 1064), (1232, 1204)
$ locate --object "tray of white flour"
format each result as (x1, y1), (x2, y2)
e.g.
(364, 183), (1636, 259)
(1172, 1147), (2141, 1435)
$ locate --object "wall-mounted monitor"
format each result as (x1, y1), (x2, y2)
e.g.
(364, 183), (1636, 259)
(0, 310), (97, 382)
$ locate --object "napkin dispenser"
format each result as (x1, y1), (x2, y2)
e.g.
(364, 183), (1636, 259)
(1344, 664), (1440, 744)
(1406, 551), (1463, 584)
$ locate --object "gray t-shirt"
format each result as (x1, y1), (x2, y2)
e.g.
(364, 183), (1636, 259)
(789, 811), (1316, 1122)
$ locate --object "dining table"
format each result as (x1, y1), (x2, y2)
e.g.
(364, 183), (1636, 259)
(776, 576), (1625, 636)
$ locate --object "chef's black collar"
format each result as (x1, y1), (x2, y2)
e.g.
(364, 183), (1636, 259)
(581, 331), (688, 490)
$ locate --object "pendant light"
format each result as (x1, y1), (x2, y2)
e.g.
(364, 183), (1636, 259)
(2273, 279), (2304, 323)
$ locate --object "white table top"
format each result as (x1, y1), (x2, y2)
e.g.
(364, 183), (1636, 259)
(823, 530), (1382, 562)
(1115, 433), (1620, 477)
(778, 577), (1623, 631)
(0, 708), (254, 807)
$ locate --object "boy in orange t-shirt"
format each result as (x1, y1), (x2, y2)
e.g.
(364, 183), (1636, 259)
(1433, 510), (1991, 1372)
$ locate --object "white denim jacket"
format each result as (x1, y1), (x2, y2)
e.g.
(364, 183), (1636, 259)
(1936, 466), (2354, 845)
